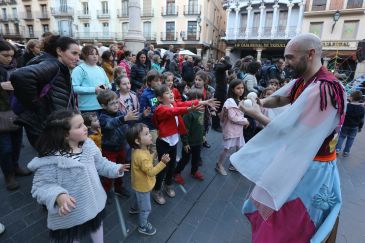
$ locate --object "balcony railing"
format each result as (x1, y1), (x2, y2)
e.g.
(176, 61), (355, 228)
(22, 12), (34, 20)
(181, 31), (200, 41)
(51, 7), (73, 17)
(74, 32), (123, 40)
(183, 5), (200, 15)
(0, 0), (17, 5)
(117, 9), (128, 18)
(142, 9), (154, 17)
(78, 11), (90, 19)
(0, 30), (22, 38)
(37, 11), (50, 19)
(161, 6), (178, 16)
(143, 32), (156, 41)
(161, 32), (178, 41)
(226, 26), (297, 40)
(97, 10), (110, 19)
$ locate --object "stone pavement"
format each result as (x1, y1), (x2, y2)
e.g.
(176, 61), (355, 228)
(0, 129), (364, 243)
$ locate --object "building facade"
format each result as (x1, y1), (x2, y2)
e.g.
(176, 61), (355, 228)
(223, 0), (305, 62)
(303, 0), (365, 80)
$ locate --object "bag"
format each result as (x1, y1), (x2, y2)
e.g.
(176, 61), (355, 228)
(0, 110), (19, 132)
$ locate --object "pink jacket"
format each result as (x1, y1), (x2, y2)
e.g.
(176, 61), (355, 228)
(118, 91), (139, 114)
(220, 98), (249, 140)
(118, 60), (131, 78)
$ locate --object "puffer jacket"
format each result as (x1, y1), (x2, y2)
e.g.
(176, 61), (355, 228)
(10, 53), (77, 136)
(220, 98), (249, 140)
(130, 63), (148, 92)
(0, 64), (15, 111)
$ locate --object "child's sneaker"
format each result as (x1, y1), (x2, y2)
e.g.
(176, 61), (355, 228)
(228, 164), (237, 172)
(343, 152), (349, 157)
(152, 190), (166, 205)
(164, 185), (176, 198)
(192, 171), (204, 181)
(138, 222), (156, 236)
(215, 164), (227, 176)
(174, 174), (185, 185)
(128, 207), (139, 215)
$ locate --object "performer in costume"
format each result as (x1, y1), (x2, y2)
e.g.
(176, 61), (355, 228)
(231, 33), (345, 243)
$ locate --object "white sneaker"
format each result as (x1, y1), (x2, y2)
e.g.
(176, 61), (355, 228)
(0, 223), (5, 235)
(215, 164), (227, 176)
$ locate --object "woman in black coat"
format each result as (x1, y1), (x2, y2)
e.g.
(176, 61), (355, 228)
(10, 35), (81, 147)
(130, 51), (149, 92)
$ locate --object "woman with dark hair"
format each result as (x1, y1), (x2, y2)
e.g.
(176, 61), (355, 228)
(11, 35), (80, 148)
(72, 45), (111, 112)
(117, 50), (132, 78)
(0, 40), (31, 190)
(243, 61), (261, 94)
(130, 51), (149, 92)
(101, 50), (114, 82)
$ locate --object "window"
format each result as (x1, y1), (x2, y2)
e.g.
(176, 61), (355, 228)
(166, 21), (175, 40)
(84, 23), (90, 37)
(14, 23), (19, 34)
(122, 22), (129, 36)
(41, 4), (47, 14)
(188, 0), (198, 13)
(187, 21), (197, 40)
(60, 0), (68, 12)
(25, 6), (32, 18)
(309, 22), (323, 38)
(122, 0), (129, 16)
(166, 0), (175, 14)
(278, 11), (287, 33)
(253, 12), (260, 29)
(12, 8), (17, 20)
(240, 14), (247, 30)
(82, 2), (89, 14)
(143, 21), (151, 39)
(347, 0), (363, 8)
(342, 21), (359, 39)
(143, 0), (151, 14)
(4, 24), (9, 34)
(311, 0), (327, 11)
(102, 1), (108, 14)
(28, 25), (34, 37)
(265, 11), (273, 27)
(43, 24), (49, 33)
(2, 8), (7, 20)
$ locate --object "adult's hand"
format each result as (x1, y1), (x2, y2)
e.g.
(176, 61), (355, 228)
(0, 81), (14, 91)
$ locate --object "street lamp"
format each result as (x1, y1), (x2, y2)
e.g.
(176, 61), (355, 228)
(331, 10), (341, 33)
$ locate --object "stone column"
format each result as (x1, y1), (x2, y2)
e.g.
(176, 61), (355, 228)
(226, 8), (232, 39)
(234, 7), (240, 39)
(296, 1), (305, 34)
(271, 3), (279, 39)
(258, 4), (266, 39)
(124, 0), (145, 54)
(285, 2), (294, 38)
(256, 48), (263, 62)
(245, 5), (252, 39)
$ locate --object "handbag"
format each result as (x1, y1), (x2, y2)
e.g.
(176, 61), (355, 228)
(0, 110), (19, 132)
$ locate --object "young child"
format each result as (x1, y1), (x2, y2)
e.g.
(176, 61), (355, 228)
(82, 112), (102, 149)
(97, 90), (140, 197)
(193, 70), (216, 148)
(139, 70), (162, 164)
(28, 110), (130, 243)
(174, 88), (205, 184)
(267, 78), (279, 91)
(336, 90), (365, 157)
(152, 84), (219, 204)
(162, 71), (182, 102)
(115, 75), (140, 114)
(216, 79), (249, 175)
(126, 123), (170, 235)
(176, 80), (189, 102)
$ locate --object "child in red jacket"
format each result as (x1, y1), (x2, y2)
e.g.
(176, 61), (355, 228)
(151, 84), (219, 204)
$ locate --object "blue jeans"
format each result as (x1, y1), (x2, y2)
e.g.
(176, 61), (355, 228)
(132, 191), (151, 227)
(336, 126), (358, 153)
(0, 128), (23, 176)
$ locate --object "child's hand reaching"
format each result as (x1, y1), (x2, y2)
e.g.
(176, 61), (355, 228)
(161, 154), (170, 164)
(187, 104), (204, 112)
(119, 164), (130, 174)
(200, 98), (220, 110)
(56, 193), (76, 216)
(143, 107), (151, 117)
(184, 145), (190, 153)
(125, 110), (139, 121)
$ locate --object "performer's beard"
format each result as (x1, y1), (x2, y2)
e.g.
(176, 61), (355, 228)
(288, 56), (308, 79)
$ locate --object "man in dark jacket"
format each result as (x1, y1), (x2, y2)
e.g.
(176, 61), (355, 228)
(268, 58), (286, 82)
(212, 56), (232, 131)
(182, 55), (194, 86)
(168, 54), (181, 78)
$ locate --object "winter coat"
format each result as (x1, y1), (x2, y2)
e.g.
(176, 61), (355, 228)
(130, 63), (148, 91)
(0, 64), (16, 111)
(27, 139), (122, 230)
(220, 98), (249, 140)
(139, 87), (158, 130)
(182, 62), (195, 85)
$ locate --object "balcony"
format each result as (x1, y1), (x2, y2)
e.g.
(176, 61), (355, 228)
(9, 15), (19, 22)
(0, 16), (9, 22)
(183, 5), (200, 15)
(117, 9), (128, 18)
(78, 11), (91, 19)
(74, 32), (119, 40)
(143, 32), (156, 41)
(1, 30), (22, 38)
(161, 6), (178, 16)
(161, 32), (178, 41)
(22, 12), (34, 21)
(51, 7), (73, 17)
(181, 31), (200, 41)
(97, 10), (110, 19)
(0, 0), (17, 5)
(142, 9), (154, 17)
(347, 1), (363, 8)
(226, 26), (297, 40)
(37, 11), (50, 20)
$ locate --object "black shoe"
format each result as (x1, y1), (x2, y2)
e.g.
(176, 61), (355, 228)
(202, 141), (211, 148)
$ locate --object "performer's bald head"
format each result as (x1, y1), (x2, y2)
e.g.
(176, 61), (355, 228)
(286, 33), (322, 58)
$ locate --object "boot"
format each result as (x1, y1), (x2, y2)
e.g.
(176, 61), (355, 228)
(15, 166), (32, 176)
(5, 174), (20, 191)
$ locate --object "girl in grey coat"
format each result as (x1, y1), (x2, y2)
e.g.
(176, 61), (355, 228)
(28, 110), (130, 243)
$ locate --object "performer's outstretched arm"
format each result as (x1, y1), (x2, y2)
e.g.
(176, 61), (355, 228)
(260, 95), (290, 108)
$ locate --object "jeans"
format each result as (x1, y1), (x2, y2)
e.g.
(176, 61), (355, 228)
(154, 138), (177, 190)
(175, 145), (201, 175)
(0, 128), (23, 177)
(336, 126), (358, 153)
(132, 191), (151, 227)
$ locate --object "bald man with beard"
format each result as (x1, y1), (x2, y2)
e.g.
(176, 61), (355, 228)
(231, 33), (345, 243)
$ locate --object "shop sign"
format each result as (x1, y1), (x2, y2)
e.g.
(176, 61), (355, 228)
(321, 41), (357, 50)
(234, 42), (287, 48)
